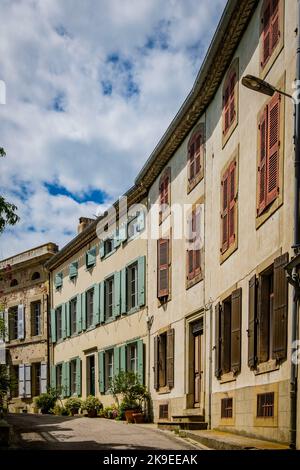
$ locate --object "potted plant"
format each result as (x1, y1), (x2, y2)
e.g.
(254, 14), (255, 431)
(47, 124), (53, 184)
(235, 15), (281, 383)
(82, 395), (102, 418)
(35, 388), (59, 414)
(65, 397), (82, 416)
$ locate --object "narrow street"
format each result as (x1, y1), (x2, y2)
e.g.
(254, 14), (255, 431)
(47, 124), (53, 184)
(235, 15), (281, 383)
(7, 413), (198, 450)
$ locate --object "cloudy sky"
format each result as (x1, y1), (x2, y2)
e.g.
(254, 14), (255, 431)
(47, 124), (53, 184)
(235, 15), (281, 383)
(0, 0), (226, 259)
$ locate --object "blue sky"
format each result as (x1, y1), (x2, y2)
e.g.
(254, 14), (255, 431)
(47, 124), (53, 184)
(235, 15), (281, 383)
(0, 0), (226, 258)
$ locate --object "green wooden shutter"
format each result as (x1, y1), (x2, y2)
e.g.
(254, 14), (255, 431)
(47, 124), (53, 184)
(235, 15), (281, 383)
(76, 294), (82, 334)
(138, 256), (146, 307)
(69, 262), (78, 279)
(65, 362), (70, 397)
(51, 309), (56, 343)
(114, 347), (120, 377)
(137, 339), (144, 384)
(76, 357), (82, 396)
(50, 365), (56, 389)
(113, 272), (121, 317)
(98, 351), (105, 393)
(93, 284), (100, 325)
(114, 229), (121, 248)
(121, 268), (127, 314)
(81, 292), (86, 331)
(99, 282), (105, 323)
(120, 345), (126, 371)
(66, 302), (70, 337)
(61, 303), (66, 340)
(86, 247), (96, 268)
(61, 362), (66, 398)
(118, 223), (127, 243)
(55, 272), (63, 289)
(99, 240), (105, 258)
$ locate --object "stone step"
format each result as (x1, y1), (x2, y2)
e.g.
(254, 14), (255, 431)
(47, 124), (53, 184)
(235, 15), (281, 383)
(172, 414), (205, 423)
(157, 421), (208, 431)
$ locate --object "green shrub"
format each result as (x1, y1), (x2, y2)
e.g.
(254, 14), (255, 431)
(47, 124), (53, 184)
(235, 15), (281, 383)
(118, 399), (141, 420)
(65, 397), (82, 415)
(52, 404), (68, 416)
(82, 396), (103, 414)
(35, 389), (59, 414)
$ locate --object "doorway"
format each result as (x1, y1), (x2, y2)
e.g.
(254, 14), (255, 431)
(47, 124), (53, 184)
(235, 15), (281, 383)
(87, 355), (95, 396)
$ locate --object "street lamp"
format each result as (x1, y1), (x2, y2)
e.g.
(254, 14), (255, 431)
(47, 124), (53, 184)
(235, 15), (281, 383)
(241, 74), (293, 99)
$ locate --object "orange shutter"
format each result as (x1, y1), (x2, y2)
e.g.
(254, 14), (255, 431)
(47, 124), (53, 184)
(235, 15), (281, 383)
(194, 205), (201, 275)
(187, 213), (194, 280)
(271, 0), (280, 51)
(261, 0), (271, 68)
(223, 82), (230, 135)
(158, 239), (169, 298)
(228, 160), (236, 246)
(257, 106), (268, 215)
(189, 141), (195, 181)
(229, 72), (236, 126)
(221, 170), (229, 253)
(194, 134), (201, 176)
(266, 92), (280, 206)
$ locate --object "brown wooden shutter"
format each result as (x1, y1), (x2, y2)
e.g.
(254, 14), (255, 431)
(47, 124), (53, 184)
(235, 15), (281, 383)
(271, 0), (280, 51)
(223, 81), (230, 135)
(166, 329), (175, 388)
(266, 92), (280, 206)
(229, 72), (236, 126)
(215, 303), (222, 378)
(194, 205), (201, 275)
(261, 0), (271, 68)
(231, 288), (242, 374)
(248, 275), (258, 369)
(158, 239), (169, 298)
(257, 275), (270, 364)
(195, 134), (201, 176)
(221, 302), (231, 374)
(273, 252), (289, 362)
(228, 160), (237, 246)
(154, 336), (159, 390)
(188, 141), (195, 181)
(258, 106), (268, 215)
(221, 170), (229, 253)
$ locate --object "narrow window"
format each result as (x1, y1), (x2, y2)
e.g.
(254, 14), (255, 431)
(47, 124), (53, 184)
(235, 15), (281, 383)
(86, 288), (94, 328)
(31, 301), (41, 336)
(157, 238), (170, 299)
(127, 343), (137, 374)
(221, 398), (233, 419)
(70, 298), (77, 336)
(257, 392), (275, 417)
(105, 350), (114, 391)
(105, 277), (114, 320)
(56, 306), (62, 341)
(31, 363), (41, 397)
(56, 364), (63, 394)
(70, 359), (77, 395)
(187, 205), (201, 282)
(8, 306), (18, 341)
(127, 262), (138, 311)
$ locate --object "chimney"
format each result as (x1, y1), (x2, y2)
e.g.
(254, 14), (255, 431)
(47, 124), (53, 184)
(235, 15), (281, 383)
(77, 217), (94, 234)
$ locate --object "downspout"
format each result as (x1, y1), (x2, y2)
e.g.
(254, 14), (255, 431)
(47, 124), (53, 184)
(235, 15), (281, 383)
(47, 270), (52, 390)
(290, 1), (300, 449)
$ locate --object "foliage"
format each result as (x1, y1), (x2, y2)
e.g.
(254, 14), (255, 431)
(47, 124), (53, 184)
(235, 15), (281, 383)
(0, 146), (20, 233)
(35, 388), (60, 414)
(118, 398), (142, 420)
(82, 395), (103, 413)
(0, 365), (10, 411)
(52, 404), (68, 416)
(65, 397), (82, 415)
(102, 403), (118, 419)
(109, 371), (149, 410)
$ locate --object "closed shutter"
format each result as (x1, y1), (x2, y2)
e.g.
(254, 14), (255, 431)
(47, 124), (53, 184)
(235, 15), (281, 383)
(137, 340), (144, 384)
(114, 346), (120, 376)
(188, 140), (195, 181)
(17, 304), (25, 340)
(99, 240), (105, 258)
(98, 351), (105, 393)
(271, 0), (280, 51)
(266, 92), (280, 206)
(223, 80), (230, 135)
(86, 247), (96, 268)
(40, 362), (47, 394)
(120, 345), (126, 371)
(61, 362), (66, 398)
(166, 329), (174, 389)
(221, 170), (229, 253)
(81, 292), (86, 331)
(25, 364), (31, 397)
(257, 275), (270, 364)
(215, 303), (222, 379)
(19, 364), (25, 397)
(4, 308), (9, 343)
(55, 272), (63, 289)
(76, 294), (82, 334)
(261, 0), (271, 67)
(138, 256), (146, 307)
(258, 106), (268, 214)
(187, 213), (194, 280)
(69, 262), (78, 279)
(76, 357), (82, 396)
(99, 282), (105, 323)
(50, 365), (56, 389)
(61, 303), (66, 340)
(228, 160), (237, 246)
(248, 275), (258, 369)
(158, 239), (169, 298)
(118, 223), (127, 243)
(120, 268), (127, 314)
(231, 288), (242, 374)
(229, 72), (236, 125)
(154, 336), (159, 390)
(221, 303), (231, 374)
(66, 302), (70, 337)
(94, 283), (100, 325)
(65, 362), (70, 397)
(113, 271), (121, 317)
(273, 252), (289, 361)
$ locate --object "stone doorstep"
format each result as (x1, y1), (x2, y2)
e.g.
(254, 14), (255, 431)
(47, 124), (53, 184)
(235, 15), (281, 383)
(183, 430), (290, 451)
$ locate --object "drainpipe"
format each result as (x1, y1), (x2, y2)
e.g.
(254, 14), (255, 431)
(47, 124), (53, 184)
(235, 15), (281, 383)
(208, 304), (213, 429)
(290, 1), (300, 449)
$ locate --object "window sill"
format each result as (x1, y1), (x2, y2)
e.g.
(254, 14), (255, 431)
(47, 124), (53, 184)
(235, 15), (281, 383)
(157, 386), (171, 395)
(101, 248), (117, 261)
(159, 207), (170, 225)
(85, 264), (96, 271)
(186, 272), (203, 290)
(222, 119), (238, 149)
(126, 306), (140, 316)
(69, 275), (78, 281)
(254, 359), (279, 376)
(220, 372), (236, 384)
(187, 172), (204, 194)
(256, 196), (283, 230)
(105, 317), (115, 325)
(220, 237), (238, 265)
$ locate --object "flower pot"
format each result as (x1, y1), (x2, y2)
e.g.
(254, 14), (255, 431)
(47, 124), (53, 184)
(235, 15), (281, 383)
(132, 412), (144, 424)
(87, 409), (97, 418)
(125, 409), (136, 423)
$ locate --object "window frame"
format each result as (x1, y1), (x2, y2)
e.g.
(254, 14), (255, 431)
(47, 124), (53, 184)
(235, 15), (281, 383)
(70, 297), (77, 336)
(187, 123), (205, 193)
(8, 306), (18, 341)
(260, 0), (284, 79)
(157, 237), (171, 300)
(186, 200), (203, 288)
(70, 359), (77, 395)
(105, 276), (114, 321)
(55, 306), (63, 342)
(105, 349), (114, 392)
(126, 262), (138, 311)
(159, 167), (171, 224)
(222, 58), (239, 148)
(31, 300), (42, 337)
(86, 287), (94, 329)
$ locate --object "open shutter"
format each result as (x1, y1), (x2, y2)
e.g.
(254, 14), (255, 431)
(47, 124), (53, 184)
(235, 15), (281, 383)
(19, 364), (25, 397)
(188, 140), (195, 181)
(99, 240), (105, 258)
(4, 308), (9, 343)
(137, 339), (144, 384)
(231, 288), (242, 375)
(221, 170), (229, 253)
(86, 247), (96, 268)
(81, 292), (86, 331)
(98, 351), (105, 393)
(76, 294), (82, 333)
(99, 282), (105, 323)
(248, 275), (258, 369)
(17, 304), (25, 340)
(61, 362), (66, 398)
(66, 302), (70, 337)
(257, 275), (270, 364)
(94, 283), (100, 325)
(221, 303), (231, 374)
(166, 329), (174, 389)
(120, 345), (126, 371)
(158, 239), (169, 298)
(266, 92), (280, 206)
(261, 0), (271, 68)
(138, 256), (146, 307)
(271, 0), (280, 51)
(61, 303), (66, 340)
(215, 303), (222, 379)
(223, 79), (230, 135)
(187, 213), (194, 280)
(50, 365), (56, 389)
(40, 362), (47, 394)
(69, 262), (78, 279)
(25, 364), (31, 397)
(114, 346), (120, 377)
(76, 357), (82, 396)
(258, 106), (268, 215)
(65, 362), (70, 397)
(229, 72), (236, 126)
(120, 268), (127, 314)
(154, 336), (159, 390)
(113, 271), (121, 317)
(228, 160), (237, 247)
(118, 223), (127, 243)
(273, 252), (289, 361)
(50, 309), (56, 344)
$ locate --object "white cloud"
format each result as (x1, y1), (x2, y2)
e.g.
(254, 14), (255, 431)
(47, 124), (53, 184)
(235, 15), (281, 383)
(0, 0), (226, 258)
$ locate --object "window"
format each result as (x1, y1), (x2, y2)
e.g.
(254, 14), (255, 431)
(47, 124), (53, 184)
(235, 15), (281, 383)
(56, 364), (63, 394)
(105, 277), (114, 320)
(86, 247), (96, 268)
(55, 272), (63, 289)
(31, 272), (40, 281)
(127, 343), (137, 374)
(248, 253), (288, 369)
(10, 279), (18, 287)
(215, 289), (242, 379)
(10, 365), (19, 398)
(31, 301), (41, 336)
(159, 167), (171, 221)
(127, 212), (145, 239)
(56, 306), (62, 341)
(127, 263), (138, 311)
(69, 262), (78, 279)
(86, 288), (94, 328)
(31, 363), (41, 397)
(104, 239), (113, 256)
(260, 0), (281, 71)
(257, 92), (281, 216)
(8, 306), (18, 341)
(70, 359), (77, 395)
(154, 329), (174, 390)
(221, 398), (233, 419)
(70, 298), (77, 336)
(257, 392), (274, 418)
(159, 404), (169, 420)
(187, 126), (204, 191)
(157, 238), (170, 299)
(222, 59), (238, 144)
(187, 205), (201, 285)
(105, 350), (114, 391)
(221, 158), (238, 256)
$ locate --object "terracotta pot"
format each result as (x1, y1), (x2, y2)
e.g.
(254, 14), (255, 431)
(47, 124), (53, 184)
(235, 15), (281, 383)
(125, 409), (136, 423)
(132, 412), (144, 424)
